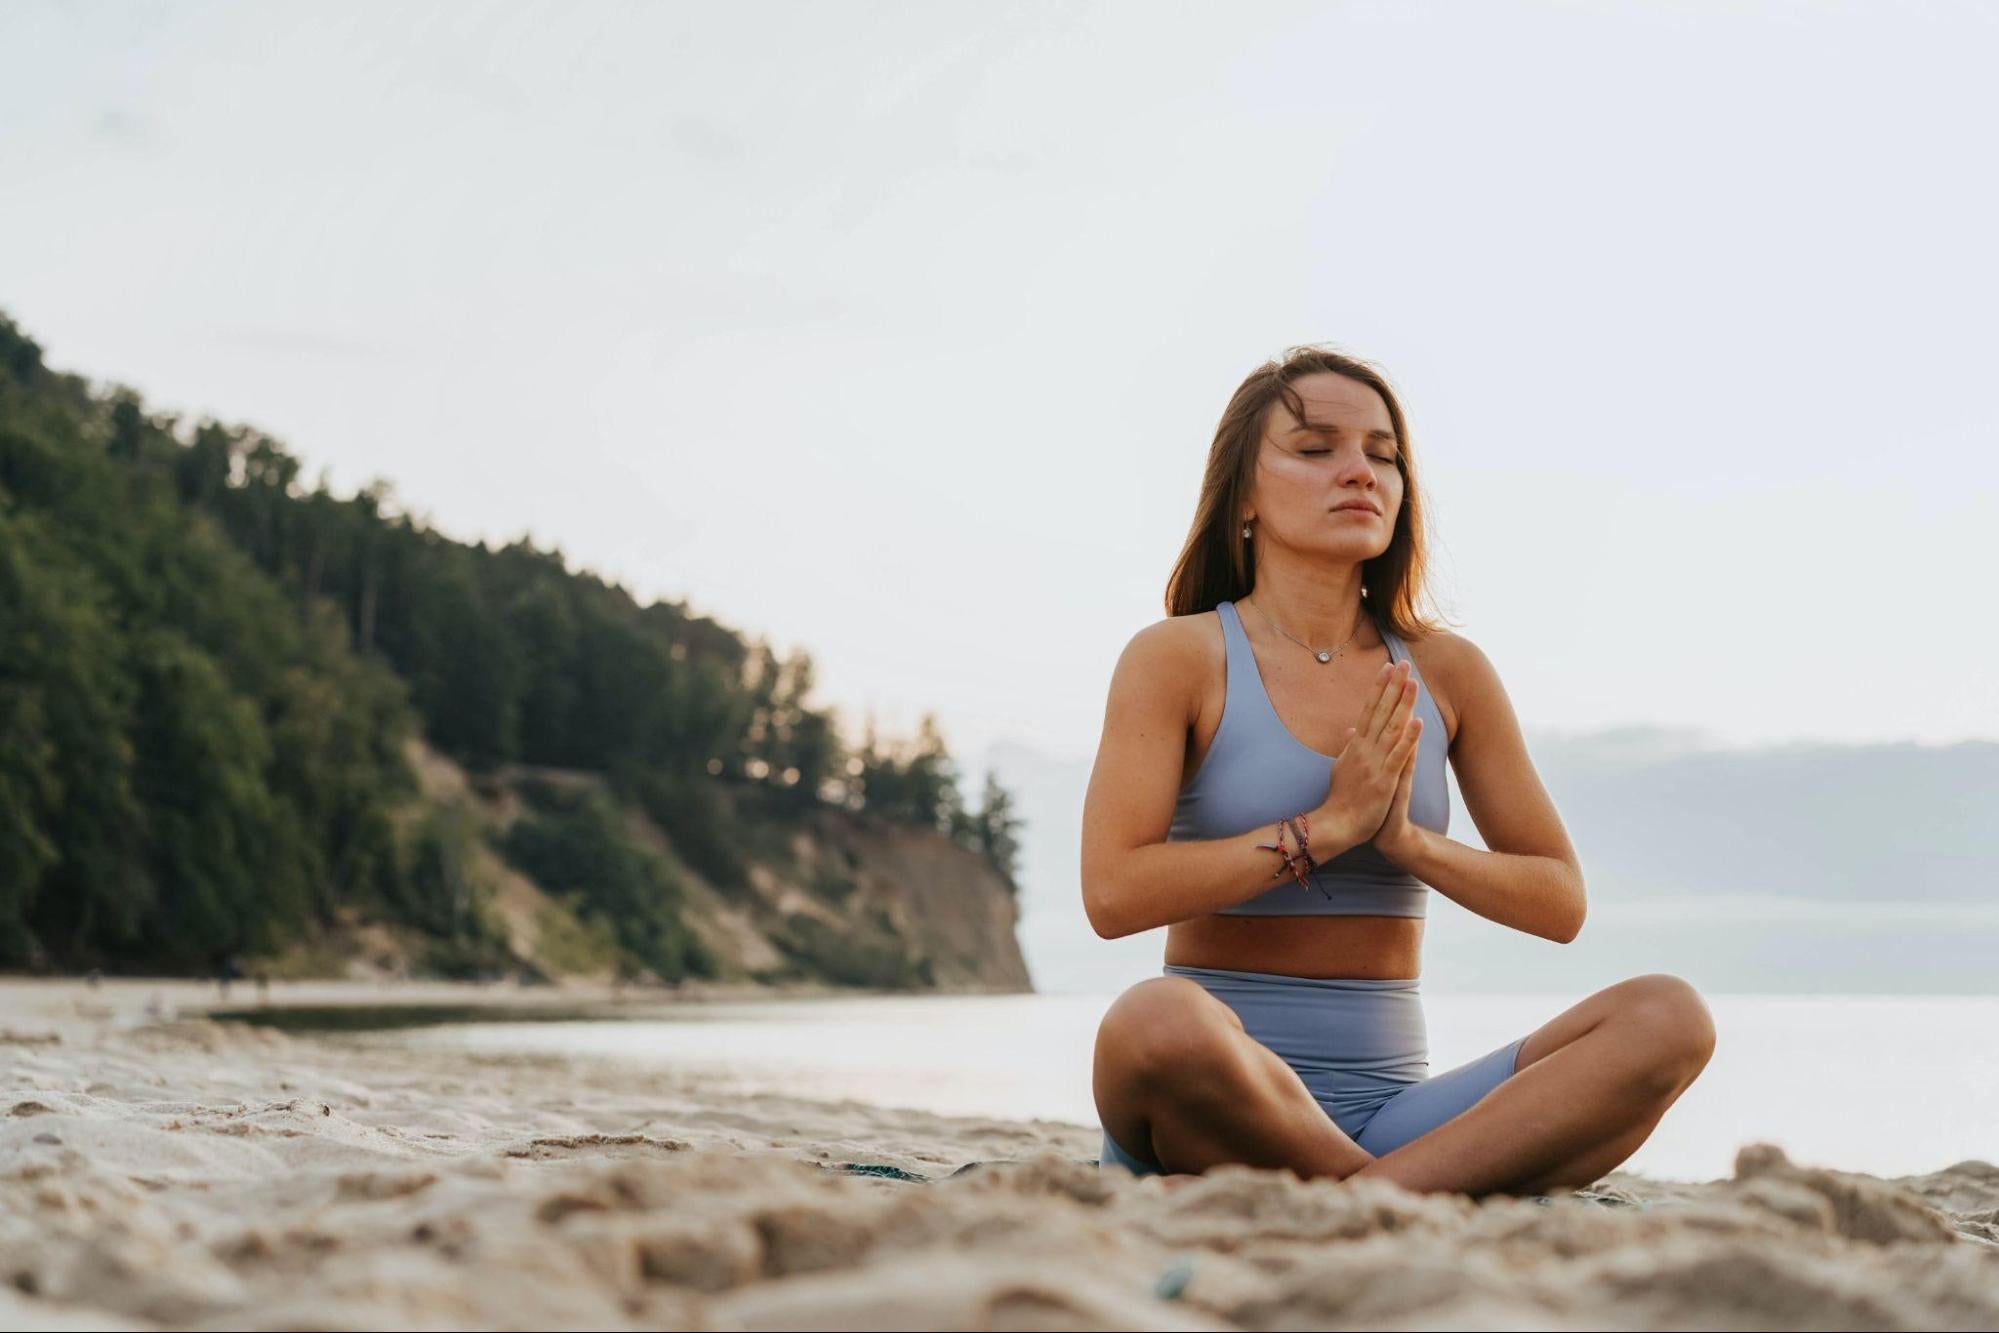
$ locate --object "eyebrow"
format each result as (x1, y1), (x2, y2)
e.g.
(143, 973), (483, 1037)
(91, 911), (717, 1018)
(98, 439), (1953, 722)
(1289, 421), (1399, 445)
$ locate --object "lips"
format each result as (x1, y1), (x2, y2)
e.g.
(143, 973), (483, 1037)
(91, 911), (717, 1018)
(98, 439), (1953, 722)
(1333, 502), (1379, 515)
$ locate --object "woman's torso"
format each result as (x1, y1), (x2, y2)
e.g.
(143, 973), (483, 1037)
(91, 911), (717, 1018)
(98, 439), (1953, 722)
(1161, 600), (1457, 981)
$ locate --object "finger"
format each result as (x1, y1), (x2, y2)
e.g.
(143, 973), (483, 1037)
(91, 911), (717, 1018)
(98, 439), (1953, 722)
(1365, 662), (1413, 744)
(1385, 737), (1412, 792)
(1372, 675), (1417, 751)
(1390, 746), (1414, 807)
(1370, 661), (1408, 732)
(1388, 666), (1420, 732)
(1386, 715), (1422, 767)
(1356, 662), (1396, 740)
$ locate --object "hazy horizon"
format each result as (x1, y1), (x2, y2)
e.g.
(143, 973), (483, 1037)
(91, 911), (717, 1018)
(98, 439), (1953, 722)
(5, 0), (1995, 769)
(973, 727), (1999, 997)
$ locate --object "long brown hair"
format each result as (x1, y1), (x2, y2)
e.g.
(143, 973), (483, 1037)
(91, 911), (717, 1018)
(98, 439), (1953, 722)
(1164, 344), (1451, 642)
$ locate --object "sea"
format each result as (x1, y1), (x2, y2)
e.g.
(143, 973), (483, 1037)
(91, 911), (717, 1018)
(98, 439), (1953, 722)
(401, 990), (1999, 1183)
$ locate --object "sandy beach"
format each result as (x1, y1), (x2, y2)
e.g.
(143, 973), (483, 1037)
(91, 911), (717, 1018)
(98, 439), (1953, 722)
(3, 980), (1996, 1332)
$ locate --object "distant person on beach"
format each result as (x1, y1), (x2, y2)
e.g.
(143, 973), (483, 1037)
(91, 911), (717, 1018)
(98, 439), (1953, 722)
(216, 955), (244, 1003)
(1082, 346), (1716, 1198)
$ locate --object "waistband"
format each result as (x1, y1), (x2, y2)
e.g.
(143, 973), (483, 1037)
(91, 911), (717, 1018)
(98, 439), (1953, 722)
(1162, 963), (1420, 992)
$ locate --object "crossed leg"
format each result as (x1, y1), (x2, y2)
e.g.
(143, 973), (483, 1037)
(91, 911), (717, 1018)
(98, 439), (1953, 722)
(1351, 972), (1716, 1198)
(1093, 971), (1715, 1198)
(1093, 975), (1374, 1180)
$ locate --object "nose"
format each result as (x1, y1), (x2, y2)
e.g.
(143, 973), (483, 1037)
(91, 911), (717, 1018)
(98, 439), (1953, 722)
(1333, 442), (1375, 487)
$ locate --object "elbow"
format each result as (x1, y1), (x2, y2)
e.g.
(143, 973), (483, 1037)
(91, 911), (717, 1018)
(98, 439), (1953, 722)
(1083, 891), (1128, 941)
(1550, 874), (1587, 944)
(1082, 873), (1138, 940)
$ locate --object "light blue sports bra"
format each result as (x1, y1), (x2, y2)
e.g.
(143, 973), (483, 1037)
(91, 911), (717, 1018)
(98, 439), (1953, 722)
(1169, 599), (1449, 917)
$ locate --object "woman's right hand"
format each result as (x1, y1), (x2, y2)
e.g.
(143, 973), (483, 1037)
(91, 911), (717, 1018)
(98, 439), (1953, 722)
(1313, 659), (1423, 855)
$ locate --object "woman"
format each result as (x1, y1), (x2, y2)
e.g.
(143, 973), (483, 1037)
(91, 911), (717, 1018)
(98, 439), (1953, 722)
(1082, 346), (1716, 1198)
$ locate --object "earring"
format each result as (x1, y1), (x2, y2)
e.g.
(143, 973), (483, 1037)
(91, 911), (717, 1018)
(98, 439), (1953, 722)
(1241, 523), (1252, 540)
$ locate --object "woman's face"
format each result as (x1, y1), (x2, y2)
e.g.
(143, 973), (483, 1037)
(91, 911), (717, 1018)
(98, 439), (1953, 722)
(1244, 371), (1403, 561)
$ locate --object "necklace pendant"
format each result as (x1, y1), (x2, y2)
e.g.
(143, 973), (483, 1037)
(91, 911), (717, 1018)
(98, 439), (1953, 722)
(1315, 650), (1332, 663)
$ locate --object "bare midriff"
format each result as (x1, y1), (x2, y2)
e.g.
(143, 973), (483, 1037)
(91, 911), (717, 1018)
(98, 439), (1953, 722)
(1158, 610), (1448, 984)
(1162, 913), (1423, 981)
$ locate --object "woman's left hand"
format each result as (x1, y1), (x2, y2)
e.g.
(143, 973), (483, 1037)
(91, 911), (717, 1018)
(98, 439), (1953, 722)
(1371, 734), (1419, 861)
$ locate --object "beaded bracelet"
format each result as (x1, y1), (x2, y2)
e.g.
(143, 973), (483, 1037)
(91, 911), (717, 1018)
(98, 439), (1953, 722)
(1251, 818), (1303, 884)
(1280, 815), (1313, 889)
(1253, 820), (1297, 881)
(1281, 813), (1334, 899)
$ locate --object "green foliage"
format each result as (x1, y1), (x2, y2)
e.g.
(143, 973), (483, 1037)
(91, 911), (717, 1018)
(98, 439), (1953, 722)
(388, 804), (485, 939)
(954, 772), (1025, 894)
(128, 627), (310, 964)
(853, 716), (1030, 892)
(514, 773), (579, 815)
(855, 714), (963, 831)
(772, 911), (928, 989)
(530, 898), (624, 977)
(500, 787), (715, 983)
(0, 315), (415, 971)
(627, 769), (750, 892)
(0, 507), (144, 962)
(0, 307), (988, 979)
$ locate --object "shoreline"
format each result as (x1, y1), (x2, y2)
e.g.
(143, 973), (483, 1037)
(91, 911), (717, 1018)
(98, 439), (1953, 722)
(4, 979), (1996, 1330)
(1, 973), (1024, 1017)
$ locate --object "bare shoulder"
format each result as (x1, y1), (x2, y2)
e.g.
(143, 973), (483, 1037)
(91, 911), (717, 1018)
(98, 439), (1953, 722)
(1108, 612), (1222, 712)
(1122, 610), (1223, 667)
(1399, 626), (1492, 747)
(1089, 612), (1224, 827)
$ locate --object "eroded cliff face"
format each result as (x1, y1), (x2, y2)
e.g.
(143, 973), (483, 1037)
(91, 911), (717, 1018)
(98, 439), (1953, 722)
(393, 739), (1031, 993)
(757, 808), (1032, 992)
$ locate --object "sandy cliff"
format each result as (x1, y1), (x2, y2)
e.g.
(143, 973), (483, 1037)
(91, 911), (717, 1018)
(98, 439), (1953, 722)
(394, 738), (1031, 993)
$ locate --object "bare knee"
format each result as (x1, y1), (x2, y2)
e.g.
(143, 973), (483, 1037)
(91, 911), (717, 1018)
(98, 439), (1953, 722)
(1103, 975), (1239, 1071)
(1096, 978), (1370, 1181)
(1614, 973), (1716, 1093)
(1097, 977), (1242, 1089)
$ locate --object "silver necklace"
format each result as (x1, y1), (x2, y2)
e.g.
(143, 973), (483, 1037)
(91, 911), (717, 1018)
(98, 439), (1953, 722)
(1244, 598), (1363, 665)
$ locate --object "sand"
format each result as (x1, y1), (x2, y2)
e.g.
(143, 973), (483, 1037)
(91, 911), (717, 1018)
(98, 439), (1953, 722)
(2, 980), (1995, 1332)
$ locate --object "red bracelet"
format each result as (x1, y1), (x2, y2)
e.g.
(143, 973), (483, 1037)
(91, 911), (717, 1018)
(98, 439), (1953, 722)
(1286, 816), (1313, 882)
(1253, 821), (1296, 880)
(1257, 817), (1332, 898)
(1279, 817), (1311, 889)
(1282, 813), (1332, 898)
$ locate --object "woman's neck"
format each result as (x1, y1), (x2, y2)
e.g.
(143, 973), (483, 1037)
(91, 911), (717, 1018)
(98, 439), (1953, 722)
(1242, 569), (1370, 647)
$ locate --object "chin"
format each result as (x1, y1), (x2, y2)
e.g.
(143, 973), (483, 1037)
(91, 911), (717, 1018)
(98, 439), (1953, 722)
(1307, 536), (1386, 559)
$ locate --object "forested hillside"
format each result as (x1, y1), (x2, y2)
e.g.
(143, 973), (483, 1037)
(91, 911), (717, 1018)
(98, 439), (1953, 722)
(0, 312), (1025, 986)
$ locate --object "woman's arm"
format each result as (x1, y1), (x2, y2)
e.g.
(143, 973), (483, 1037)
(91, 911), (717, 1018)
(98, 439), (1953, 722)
(1379, 635), (1586, 943)
(1080, 621), (1293, 938)
(1080, 618), (1415, 939)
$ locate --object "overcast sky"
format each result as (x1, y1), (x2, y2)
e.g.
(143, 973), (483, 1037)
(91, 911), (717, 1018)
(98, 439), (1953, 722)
(5, 0), (1994, 767)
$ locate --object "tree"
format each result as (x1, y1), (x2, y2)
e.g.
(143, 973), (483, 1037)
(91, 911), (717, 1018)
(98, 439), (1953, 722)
(955, 772), (1024, 893)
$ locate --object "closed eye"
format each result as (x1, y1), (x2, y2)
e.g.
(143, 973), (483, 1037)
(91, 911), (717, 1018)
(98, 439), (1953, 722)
(1299, 447), (1397, 464)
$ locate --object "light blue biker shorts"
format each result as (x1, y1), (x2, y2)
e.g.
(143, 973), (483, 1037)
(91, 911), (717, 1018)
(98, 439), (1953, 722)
(1099, 964), (1530, 1175)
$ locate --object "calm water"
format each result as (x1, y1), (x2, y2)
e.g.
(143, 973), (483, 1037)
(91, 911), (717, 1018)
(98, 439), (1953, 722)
(403, 991), (1999, 1183)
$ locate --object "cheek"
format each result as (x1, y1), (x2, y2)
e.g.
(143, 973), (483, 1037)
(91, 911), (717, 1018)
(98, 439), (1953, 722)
(1259, 453), (1319, 486)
